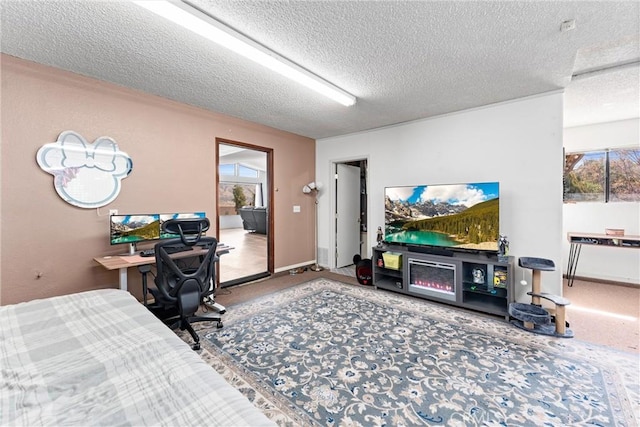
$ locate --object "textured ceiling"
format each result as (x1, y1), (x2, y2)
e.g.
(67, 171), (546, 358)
(1, 1), (638, 139)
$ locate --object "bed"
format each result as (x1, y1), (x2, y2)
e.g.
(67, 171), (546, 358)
(0, 288), (275, 426)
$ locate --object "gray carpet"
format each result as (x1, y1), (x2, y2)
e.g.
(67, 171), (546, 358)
(188, 278), (639, 426)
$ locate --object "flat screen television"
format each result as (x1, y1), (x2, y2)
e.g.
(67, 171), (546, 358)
(109, 214), (161, 254)
(384, 182), (500, 254)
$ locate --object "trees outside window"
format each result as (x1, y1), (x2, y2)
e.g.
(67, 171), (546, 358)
(218, 162), (260, 214)
(564, 147), (640, 203)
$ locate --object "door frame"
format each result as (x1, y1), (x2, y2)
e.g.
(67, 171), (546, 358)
(216, 138), (274, 279)
(329, 156), (369, 270)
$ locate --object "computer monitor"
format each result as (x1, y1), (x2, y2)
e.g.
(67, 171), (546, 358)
(109, 214), (160, 255)
(159, 212), (206, 240)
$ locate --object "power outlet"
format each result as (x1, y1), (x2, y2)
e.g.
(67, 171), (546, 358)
(109, 209), (118, 216)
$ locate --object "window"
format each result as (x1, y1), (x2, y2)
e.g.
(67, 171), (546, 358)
(564, 147), (640, 203)
(218, 163), (259, 178)
(218, 162), (261, 214)
(219, 163), (235, 176)
(218, 183), (256, 215)
(238, 164), (259, 178)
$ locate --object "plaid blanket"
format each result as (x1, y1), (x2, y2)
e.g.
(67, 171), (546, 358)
(0, 289), (275, 426)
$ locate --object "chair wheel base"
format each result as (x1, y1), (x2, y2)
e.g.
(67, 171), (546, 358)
(217, 321), (223, 329)
(192, 342), (201, 351)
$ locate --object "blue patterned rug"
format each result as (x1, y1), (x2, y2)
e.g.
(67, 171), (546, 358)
(192, 278), (638, 426)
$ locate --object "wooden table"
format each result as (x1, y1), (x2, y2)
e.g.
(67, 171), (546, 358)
(566, 232), (640, 286)
(94, 244), (232, 291)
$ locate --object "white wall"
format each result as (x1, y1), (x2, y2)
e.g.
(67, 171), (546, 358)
(317, 92), (565, 301)
(563, 119), (640, 285)
(220, 215), (242, 229)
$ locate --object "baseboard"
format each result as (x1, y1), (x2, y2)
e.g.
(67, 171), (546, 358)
(220, 272), (270, 288)
(275, 261), (316, 273)
(563, 274), (639, 288)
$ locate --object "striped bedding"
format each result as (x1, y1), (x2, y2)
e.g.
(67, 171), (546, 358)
(0, 288), (275, 426)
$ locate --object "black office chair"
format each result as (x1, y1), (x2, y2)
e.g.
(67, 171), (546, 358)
(149, 217), (223, 350)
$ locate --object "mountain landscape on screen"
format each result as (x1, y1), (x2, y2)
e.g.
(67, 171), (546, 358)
(385, 182), (500, 251)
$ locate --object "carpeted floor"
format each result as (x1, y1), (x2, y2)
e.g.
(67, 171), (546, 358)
(215, 268), (640, 354)
(186, 277), (639, 427)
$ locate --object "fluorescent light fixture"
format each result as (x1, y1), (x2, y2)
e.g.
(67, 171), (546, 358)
(132, 0), (356, 106)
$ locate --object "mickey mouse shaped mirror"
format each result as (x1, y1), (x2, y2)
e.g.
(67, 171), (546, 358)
(36, 131), (132, 208)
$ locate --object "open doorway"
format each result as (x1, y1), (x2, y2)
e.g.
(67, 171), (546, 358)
(216, 139), (273, 286)
(334, 159), (368, 271)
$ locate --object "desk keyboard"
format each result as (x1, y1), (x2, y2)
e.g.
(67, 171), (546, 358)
(139, 246), (194, 257)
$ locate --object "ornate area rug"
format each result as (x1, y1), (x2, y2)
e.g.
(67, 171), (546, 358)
(189, 278), (639, 426)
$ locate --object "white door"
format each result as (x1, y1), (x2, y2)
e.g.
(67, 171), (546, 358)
(335, 163), (361, 268)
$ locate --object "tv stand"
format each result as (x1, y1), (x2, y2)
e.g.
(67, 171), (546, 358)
(408, 245), (454, 257)
(373, 245), (514, 320)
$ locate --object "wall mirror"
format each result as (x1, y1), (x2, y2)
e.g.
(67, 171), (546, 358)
(36, 130), (133, 208)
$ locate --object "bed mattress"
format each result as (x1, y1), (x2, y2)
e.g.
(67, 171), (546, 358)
(0, 288), (275, 426)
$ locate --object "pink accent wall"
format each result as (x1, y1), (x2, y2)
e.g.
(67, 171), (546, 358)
(0, 55), (316, 305)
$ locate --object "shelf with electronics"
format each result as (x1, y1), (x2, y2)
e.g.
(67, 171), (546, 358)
(372, 245), (514, 320)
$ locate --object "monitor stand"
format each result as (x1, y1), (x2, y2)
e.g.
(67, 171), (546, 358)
(119, 242), (138, 256)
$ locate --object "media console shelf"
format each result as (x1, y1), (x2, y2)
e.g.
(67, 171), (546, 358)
(372, 245), (514, 320)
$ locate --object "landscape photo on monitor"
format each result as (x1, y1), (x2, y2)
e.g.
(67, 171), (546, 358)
(385, 182), (500, 251)
(110, 214), (160, 245)
(159, 212), (206, 239)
